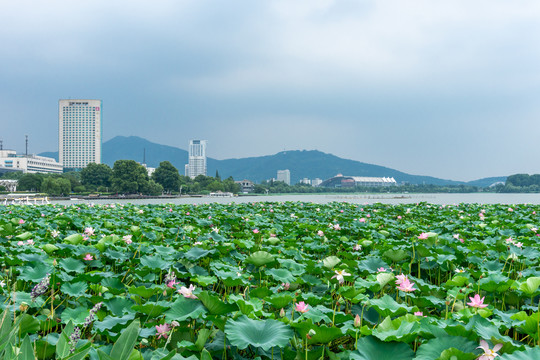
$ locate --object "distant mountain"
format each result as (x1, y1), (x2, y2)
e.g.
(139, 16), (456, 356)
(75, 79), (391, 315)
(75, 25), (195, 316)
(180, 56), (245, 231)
(39, 136), (504, 186)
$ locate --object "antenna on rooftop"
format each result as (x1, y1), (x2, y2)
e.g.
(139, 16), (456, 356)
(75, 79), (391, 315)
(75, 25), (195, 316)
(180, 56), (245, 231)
(25, 135), (28, 156)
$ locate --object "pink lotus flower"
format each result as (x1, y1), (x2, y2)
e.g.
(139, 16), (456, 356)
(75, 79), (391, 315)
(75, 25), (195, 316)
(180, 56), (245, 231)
(84, 227), (95, 236)
(359, 218), (366, 223)
(317, 230), (324, 237)
(395, 274), (407, 285)
(467, 294), (488, 308)
(476, 339), (502, 360)
(508, 208), (513, 212)
(295, 301), (309, 313)
(178, 284), (197, 299)
(123, 235), (133, 244)
(282, 283), (290, 290)
(397, 216), (402, 220)
(397, 277), (416, 292)
(167, 280), (177, 289)
(418, 233), (429, 240)
(354, 314), (361, 328)
(27, 239), (34, 245)
(332, 269), (351, 284)
(18, 219), (25, 224)
(253, 229), (259, 234)
(83, 254), (93, 261)
(377, 267), (386, 272)
(155, 323), (171, 339)
(333, 224), (341, 230)
(353, 244), (361, 251)
(17, 241), (24, 246)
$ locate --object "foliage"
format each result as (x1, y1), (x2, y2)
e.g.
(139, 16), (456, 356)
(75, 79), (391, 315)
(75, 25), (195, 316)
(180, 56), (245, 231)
(1, 201), (540, 358)
(80, 163), (113, 189)
(152, 161), (181, 192)
(110, 160), (152, 194)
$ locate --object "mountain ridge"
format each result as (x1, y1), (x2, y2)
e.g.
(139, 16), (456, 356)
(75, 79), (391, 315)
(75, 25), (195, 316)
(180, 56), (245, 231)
(39, 136), (506, 186)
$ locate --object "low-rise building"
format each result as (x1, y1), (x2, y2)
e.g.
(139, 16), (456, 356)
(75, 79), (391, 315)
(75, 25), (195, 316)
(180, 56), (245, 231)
(320, 174), (397, 188)
(236, 179), (255, 193)
(0, 150), (63, 174)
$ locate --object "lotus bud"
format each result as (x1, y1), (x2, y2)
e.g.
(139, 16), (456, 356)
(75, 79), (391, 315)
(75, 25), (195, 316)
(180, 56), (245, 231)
(280, 308), (285, 318)
(19, 302), (29, 312)
(354, 314), (361, 328)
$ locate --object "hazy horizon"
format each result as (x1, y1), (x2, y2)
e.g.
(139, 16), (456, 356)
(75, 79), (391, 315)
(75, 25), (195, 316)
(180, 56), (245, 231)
(2, 1), (539, 182)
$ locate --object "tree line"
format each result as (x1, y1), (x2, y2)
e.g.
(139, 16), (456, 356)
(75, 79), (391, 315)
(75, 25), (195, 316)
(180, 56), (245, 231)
(499, 173), (540, 192)
(0, 160), (240, 196)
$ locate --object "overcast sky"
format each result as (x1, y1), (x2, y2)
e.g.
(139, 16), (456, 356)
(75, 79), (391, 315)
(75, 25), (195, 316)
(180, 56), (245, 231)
(1, 0), (539, 181)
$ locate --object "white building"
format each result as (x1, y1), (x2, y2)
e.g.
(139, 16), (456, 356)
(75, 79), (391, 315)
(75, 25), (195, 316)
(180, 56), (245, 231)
(312, 178), (323, 187)
(185, 140), (207, 179)
(300, 178), (311, 185)
(0, 150), (63, 174)
(277, 169), (290, 185)
(59, 99), (102, 171)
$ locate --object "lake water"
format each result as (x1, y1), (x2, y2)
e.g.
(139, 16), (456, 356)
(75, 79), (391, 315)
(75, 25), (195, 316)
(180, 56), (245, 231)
(54, 193), (540, 206)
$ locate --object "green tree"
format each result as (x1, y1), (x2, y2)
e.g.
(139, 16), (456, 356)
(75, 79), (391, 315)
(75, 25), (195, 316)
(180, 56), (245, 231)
(110, 160), (150, 194)
(81, 163), (113, 189)
(62, 171), (82, 190)
(41, 177), (71, 196)
(223, 177), (241, 193)
(152, 161), (180, 192)
(17, 173), (44, 192)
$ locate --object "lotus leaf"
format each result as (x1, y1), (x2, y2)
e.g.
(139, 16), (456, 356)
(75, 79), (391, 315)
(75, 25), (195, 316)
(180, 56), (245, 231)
(225, 316), (293, 350)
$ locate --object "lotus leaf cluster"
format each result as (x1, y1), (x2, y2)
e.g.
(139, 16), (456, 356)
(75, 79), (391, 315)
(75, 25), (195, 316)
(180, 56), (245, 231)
(0, 201), (539, 359)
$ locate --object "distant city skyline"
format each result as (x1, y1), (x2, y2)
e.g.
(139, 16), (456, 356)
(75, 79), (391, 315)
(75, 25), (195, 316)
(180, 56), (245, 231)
(1, 1), (540, 181)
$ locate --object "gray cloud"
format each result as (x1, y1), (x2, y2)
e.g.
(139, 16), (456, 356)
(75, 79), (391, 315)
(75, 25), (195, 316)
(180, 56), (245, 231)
(1, 0), (539, 181)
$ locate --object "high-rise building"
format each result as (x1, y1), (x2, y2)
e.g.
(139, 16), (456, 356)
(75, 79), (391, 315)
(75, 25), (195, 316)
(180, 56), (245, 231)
(185, 140), (207, 178)
(277, 169), (290, 185)
(59, 99), (102, 171)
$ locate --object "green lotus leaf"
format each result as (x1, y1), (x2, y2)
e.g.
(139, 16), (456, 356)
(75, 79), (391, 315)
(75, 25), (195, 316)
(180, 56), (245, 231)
(105, 297), (137, 317)
(499, 346), (540, 360)
(132, 302), (169, 317)
(225, 315), (293, 350)
(197, 291), (238, 315)
(192, 275), (218, 287)
(383, 249), (409, 262)
(184, 247), (216, 261)
(372, 316), (419, 343)
(266, 268), (296, 284)
(64, 234), (83, 245)
(59, 258), (86, 273)
(277, 258), (306, 276)
(139, 255), (169, 270)
(128, 285), (160, 299)
(376, 273), (395, 288)
(93, 314), (136, 334)
(415, 336), (477, 360)
(350, 336), (415, 360)
(60, 282), (88, 297)
(479, 273), (511, 293)
(250, 287), (273, 299)
(518, 277), (540, 296)
(369, 295), (413, 318)
(322, 256), (341, 269)
(358, 257), (390, 273)
(164, 297), (207, 322)
(61, 307), (90, 325)
(41, 244), (59, 254)
(291, 320), (344, 345)
(245, 251), (275, 267)
(266, 294), (293, 309)
(17, 263), (52, 282)
(15, 232), (33, 240)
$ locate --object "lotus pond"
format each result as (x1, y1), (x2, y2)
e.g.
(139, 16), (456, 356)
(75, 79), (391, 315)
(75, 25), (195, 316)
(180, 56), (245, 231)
(1, 202), (540, 360)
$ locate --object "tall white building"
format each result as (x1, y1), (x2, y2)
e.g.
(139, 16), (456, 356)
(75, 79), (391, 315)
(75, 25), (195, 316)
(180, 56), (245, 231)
(59, 99), (102, 171)
(185, 140), (207, 179)
(277, 169), (290, 185)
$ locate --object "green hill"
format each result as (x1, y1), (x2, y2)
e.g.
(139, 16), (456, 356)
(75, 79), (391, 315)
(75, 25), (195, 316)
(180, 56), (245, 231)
(40, 136), (505, 186)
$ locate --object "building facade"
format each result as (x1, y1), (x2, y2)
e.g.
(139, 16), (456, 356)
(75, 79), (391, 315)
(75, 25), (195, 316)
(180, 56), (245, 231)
(320, 174), (397, 188)
(59, 99), (102, 171)
(185, 140), (207, 179)
(277, 169), (290, 185)
(0, 150), (62, 174)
